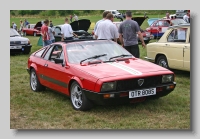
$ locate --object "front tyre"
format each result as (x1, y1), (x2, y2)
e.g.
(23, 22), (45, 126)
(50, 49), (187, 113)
(156, 55), (169, 69)
(30, 68), (46, 92)
(70, 81), (93, 111)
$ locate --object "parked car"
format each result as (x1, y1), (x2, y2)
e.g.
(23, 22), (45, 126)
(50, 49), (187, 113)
(27, 39), (176, 111)
(22, 21), (42, 36)
(10, 28), (32, 54)
(175, 10), (188, 19)
(113, 17), (154, 44)
(145, 23), (190, 72)
(105, 10), (121, 18)
(146, 18), (187, 38)
(53, 19), (93, 42)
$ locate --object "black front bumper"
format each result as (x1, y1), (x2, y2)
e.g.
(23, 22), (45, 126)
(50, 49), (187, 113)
(10, 44), (32, 54)
(83, 82), (176, 105)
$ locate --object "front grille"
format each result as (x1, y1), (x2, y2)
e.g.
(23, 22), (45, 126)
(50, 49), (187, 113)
(10, 41), (21, 45)
(116, 76), (162, 91)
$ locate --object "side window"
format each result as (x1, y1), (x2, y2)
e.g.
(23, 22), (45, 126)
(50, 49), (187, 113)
(28, 25), (30, 29)
(43, 46), (54, 60)
(35, 47), (47, 57)
(49, 45), (63, 62)
(54, 27), (61, 35)
(158, 21), (163, 26)
(163, 21), (170, 26)
(167, 28), (188, 42)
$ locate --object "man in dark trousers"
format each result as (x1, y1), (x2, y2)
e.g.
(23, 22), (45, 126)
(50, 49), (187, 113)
(118, 10), (146, 58)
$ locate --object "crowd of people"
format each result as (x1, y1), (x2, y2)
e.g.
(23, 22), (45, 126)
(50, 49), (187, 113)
(94, 10), (146, 58)
(11, 10), (190, 58)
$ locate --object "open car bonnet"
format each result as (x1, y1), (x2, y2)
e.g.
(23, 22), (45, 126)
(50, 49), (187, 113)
(70, 19), (91, 32)
(34, 21), (43, 29)
(131, 17), (146, 26)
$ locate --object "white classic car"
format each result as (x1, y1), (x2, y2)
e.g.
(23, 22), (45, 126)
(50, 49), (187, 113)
(145, 23), (190, 72)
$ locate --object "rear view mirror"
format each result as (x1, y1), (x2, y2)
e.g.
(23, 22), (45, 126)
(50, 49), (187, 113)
(54, 58), (63, 64)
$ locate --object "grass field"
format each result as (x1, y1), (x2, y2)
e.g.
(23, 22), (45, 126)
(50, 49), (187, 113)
(10, 15), (190, 129)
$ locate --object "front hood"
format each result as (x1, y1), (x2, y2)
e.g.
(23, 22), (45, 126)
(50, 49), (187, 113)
(131, 17), (146, 26)
(10, 36), (29, 41)
(147, 18), (160, 26)
(70, 19), (91, 31)
(72, 59), (169, 79)
(34, 21), (43, 29)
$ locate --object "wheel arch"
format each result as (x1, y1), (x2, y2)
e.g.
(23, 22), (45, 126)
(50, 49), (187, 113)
(155, 53), (167, 64)
(68, 77), (83, 96)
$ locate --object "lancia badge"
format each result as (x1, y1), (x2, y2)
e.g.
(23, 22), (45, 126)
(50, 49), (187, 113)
(138, 79), (144, 86)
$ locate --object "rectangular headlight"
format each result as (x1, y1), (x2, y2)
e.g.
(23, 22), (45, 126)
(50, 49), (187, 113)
(162, 75), (174, 83)
(101, 82), (116, 92)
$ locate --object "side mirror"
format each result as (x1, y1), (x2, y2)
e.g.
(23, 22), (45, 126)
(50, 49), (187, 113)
(54, 58), (63, 64)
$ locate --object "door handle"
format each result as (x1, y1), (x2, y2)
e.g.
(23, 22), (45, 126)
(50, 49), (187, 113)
(184, 46), (188, 48)
(165, 44), (170, 46)
(44, 64), (48, 67)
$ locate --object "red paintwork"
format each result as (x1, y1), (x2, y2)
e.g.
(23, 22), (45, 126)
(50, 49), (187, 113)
(28, 41), (174, 96)
(22, 24), (41, 36)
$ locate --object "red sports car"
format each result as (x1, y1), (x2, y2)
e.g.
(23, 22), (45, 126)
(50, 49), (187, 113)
(27, 39), (176, 111)
(146, 18), (187, 38)
(22, 21), (42, 36)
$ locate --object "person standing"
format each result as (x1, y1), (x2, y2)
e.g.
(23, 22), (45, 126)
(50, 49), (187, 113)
(93, 11), (110, 33)
(95, 13), (119, 42)
(49, 20), (53, 28)
(70, 15), (73, 22)
(61, 18), (78, 41)
(24, 19), (29, 28)
(183, 12), (190, 23)
(48, 26), (55, 43)
(74, 14), (78, 21)
(118, 10), (146, 58)
(19, 20), (23, 31)
(41, 19), (52, 47)
(166, 11), (170, 19)
(12, 22), (17, 30)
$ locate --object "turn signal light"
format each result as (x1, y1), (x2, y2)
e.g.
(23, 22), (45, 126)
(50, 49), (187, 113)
(166, 85), (175, 90)
(103, 94), (115, 98)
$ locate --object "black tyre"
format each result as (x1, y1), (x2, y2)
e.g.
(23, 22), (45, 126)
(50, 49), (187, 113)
(23, 47), (31, 54)
(70, 81), (93, 111)
(156, 55), (169, 69)
(30, 69), (46, 92)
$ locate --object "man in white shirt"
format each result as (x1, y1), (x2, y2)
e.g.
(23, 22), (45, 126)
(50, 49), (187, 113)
(95, 13), (119, 42)
(183, 12), (190, 23)
(61, 18), (78, 41)
(94, 11), (110, 33)
(12, 22), (17, 30)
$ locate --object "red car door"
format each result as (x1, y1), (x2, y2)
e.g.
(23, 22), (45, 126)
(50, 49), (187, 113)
(42, 44), (69, 94)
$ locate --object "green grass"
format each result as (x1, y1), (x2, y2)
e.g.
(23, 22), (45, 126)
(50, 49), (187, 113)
(10, 15), (190, 129)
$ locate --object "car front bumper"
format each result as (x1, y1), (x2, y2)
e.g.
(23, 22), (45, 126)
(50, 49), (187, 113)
(83, 82), (176, 105)
(10, 44), (32, 54)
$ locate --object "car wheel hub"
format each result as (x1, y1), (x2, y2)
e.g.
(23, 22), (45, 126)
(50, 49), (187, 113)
(31, 72), (37, 90)
(71, 85), (82, 109)
(159, 59), (167, 68)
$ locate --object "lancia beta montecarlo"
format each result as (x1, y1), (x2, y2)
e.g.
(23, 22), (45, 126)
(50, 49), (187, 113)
(27, 39), (176, 111)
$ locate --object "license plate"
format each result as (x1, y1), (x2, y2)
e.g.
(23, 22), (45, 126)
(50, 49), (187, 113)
(10, 45), (22, 49)
(129, 88), (156, 98)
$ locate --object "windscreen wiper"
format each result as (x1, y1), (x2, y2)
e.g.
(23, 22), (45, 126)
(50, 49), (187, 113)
(109, 54), (132, 61)
(80, 54), (107, 64)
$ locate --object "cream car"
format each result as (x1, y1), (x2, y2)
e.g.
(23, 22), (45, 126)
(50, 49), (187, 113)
(145, 23), (190, 71)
